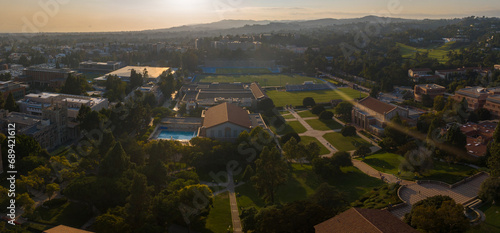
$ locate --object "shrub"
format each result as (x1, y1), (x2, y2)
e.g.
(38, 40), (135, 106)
(280, 132), (301, 144)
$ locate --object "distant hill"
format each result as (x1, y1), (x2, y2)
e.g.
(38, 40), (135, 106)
(145, 16), (414, 34)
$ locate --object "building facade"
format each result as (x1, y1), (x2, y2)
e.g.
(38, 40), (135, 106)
(21, 67), (75, 88)
(414, 84), (446, 102)
(352, 97), (409, 135)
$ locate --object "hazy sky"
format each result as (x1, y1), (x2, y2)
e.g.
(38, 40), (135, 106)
(1, 0), (499, 33)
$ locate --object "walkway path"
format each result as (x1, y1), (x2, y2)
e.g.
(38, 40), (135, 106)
(351, 159), (406, 184)
(287, 109), (337, 157)
(227, 170), (242, 233)
(390, 173), (489, 219)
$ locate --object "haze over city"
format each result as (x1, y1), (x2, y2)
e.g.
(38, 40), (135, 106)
(1, 0), (500, 32)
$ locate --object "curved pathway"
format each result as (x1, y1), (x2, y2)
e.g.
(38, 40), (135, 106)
(390, 173), (489, 219)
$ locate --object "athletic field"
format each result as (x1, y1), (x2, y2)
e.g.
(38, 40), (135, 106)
(267, 88), (366, 107)
(216, 68), (272, 74)
(196, 74), (323, 87)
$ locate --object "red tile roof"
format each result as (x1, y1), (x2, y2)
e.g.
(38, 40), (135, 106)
(44, 225), (94, 233)
(314, 208), (418, 233)
(358, 97), (397, 114)
(202, 102), (252, 129)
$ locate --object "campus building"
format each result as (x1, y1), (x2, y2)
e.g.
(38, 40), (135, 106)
(198, 103), (269, 141)
(180, 82), (267, 108)
(78, 61), (122, 72)
(94, 66), (174, 83)
(352, 97), (409, 135)
(20, 67), (76, 88)
(460, 121), (497, 157)
(452, 86), (500, 111)
(413, 84), (446, 102)
(0, 80), (26, 100)
(0, 104), (67, 149)
(484, 95), (500, 119)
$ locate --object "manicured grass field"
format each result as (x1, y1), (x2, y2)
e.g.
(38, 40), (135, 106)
(359, 152), (477, 184)
(282, 113), (295, 119)
(200, 192), (233, 233)
(235, 164), (385, 209)
(197, 74), (322, 86)
(216, 68), (272, 74)
(268, 88), (366, 107)
(306, 119), (343, 131)
(468, 204), (500, 233)
(298, 110), (316, 118)
(323, 132), (371, 151)
(397, 42), (462, 63)
(300, 136), (330, 155)
(272, 121), (307, 135)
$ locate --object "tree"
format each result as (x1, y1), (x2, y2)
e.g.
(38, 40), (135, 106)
(319, 111), (333, 120)
(45, 183), (60, 201)
(370, 86), (380, 98)
(334, 101), (353, 122)
(16, 193), (35, 214)
(257, 98), (275, 113)
(421, 94), (433, 107)
(95, 211), (129, 233)
(126, 173), (152, 228)
(353, 145), (371, 157)
(283, 137), (299, 162)
(304, 141), (321, 162)
(404, 195), (469, 233)
(311, 183), (348, 216)
(341, 125), (356, 137)
(4, 92), (18, 112)
(61, 74), (88, 95)
(129, 69), (143, 90)
(251, 147), (288, 204)
(99, 142), (130, 177)
(433, 95), (445, 111)
(475, 108), (491, 121)
(479, 177), (500, 204)
(303, 97), (316, 107)
(445, 124), (467, 151)
(0, 92), (5, 109)
(241, 164), (255, 182)
(400, 146), (433, 175)
(280, 132), (301, 144)
(312, 151), (352, 179)
(384, 113), (408, 146)
(311, 105), (325, 115)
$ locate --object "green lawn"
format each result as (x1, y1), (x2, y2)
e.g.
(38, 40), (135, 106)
(268, 88), (366, 107)
(270, 120), (307, 135)
(199, 192), (233, 233)
(215, 68), (272, 74)
(26, 200), (92, 228)
(300, 136), (330, 155)
(282, 114), (295, 119)
(197, 74), (322, 87)
(235, 164), (385, 210)
(298, 110), (316, 118)
(468, 204), (500, 233)
(323, 132), (371, 151)
(397, 42), (462, 63)
(306, 119), (343, 131)
(359, 152), (478, 184)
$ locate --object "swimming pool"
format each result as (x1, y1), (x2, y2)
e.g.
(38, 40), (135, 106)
(156, 130), (197, 141)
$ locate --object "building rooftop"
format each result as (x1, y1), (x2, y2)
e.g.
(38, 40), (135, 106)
(202, 102), (252, 129)
(97, 66), (172, 81)
(314, 208), (419, 233)
(415, 84), (445, 90)
(410, 68), (432, 72)
(43, 225), (94, 233)
(357, 97), (397, 115)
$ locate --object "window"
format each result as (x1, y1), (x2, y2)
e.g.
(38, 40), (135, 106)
(218, 130), (222, 137)
(210, 130), (214, 137)
(234, 130), (238, 137)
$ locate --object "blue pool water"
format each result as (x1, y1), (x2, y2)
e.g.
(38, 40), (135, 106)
(157, 130), (196, 140)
